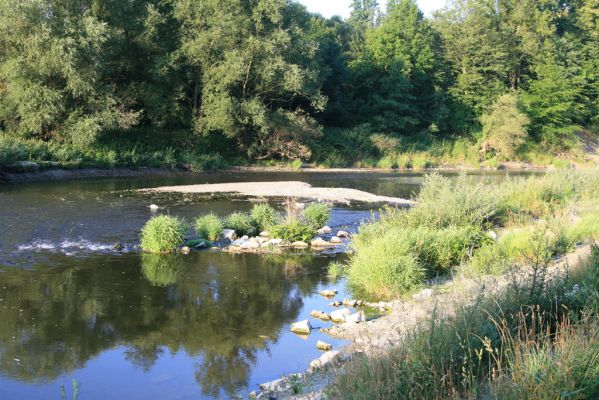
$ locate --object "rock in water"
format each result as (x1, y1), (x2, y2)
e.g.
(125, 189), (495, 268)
(241, 238), (260, 249)
(330, 308), (351, 323)
(290, 319), (312, 334)
(319, 289), (338, 297)
(222, 229), (237, 241)
(316, 340), (333, 351)
(149, 204), (159, 211)
(309, 351), (340, 371)
(336, 230), (350, 238)
(345, 311), (366, 324)
(265, 238), (283, 246)
(330, 236), (342, 244)
(292, 241), (309, 248)
(317, 226), (332, 235)
(311, 237), (335, 247)
(181, 246), (191, 255)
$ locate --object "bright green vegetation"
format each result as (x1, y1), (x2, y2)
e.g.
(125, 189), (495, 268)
(141, 253), (181, 286)
(0, 0), (596, 170)
(337, 169), (599, 298)
(270, 221), (315, 243)
(140, 215), (187, 253)
(194, 213), (223, 241)
(250, 204), (282, 232)
(301, 203), (331, 228)
(223, 212), (258, 237)
(329, 245), (599, 399)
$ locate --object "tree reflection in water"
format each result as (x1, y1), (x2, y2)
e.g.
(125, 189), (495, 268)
(0, 251), (329, 397)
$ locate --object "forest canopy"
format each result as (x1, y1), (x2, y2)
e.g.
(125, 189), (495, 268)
(0, 0), (597, 163)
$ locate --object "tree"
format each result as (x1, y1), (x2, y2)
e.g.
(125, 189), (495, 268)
(480, 93), (529, 159)
(175, 0), (326, 160)
(0, 0), (139, 146)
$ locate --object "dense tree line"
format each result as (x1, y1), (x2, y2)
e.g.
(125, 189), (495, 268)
(0, 0), (597, 161)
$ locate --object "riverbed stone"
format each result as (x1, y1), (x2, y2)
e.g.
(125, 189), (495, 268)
(290, 319), (312, 334)
(308, 350), (340, 371)
(231, 238), (247, 247)
(345, 311), (366, 324)
(319, 289), (337, 297)
(336, 230), (350, 238)
(330, 236), (342, 244)
(256, 236), (269, 245)
(259, 231), (270, 237)
(330, 308), (351, 323)
(181, 246), (191, 255)
(265, 238), (283, 246)
(329, 301), (342, 307)
(317, 226), (332, 235)
(316, 340), (333, 351)
(241, 238), (260, 249)
(292, 241), (309, 248)
(222, 229), (237, 241)
(311, 237), (335, 247)
(343, 299), (358, 307)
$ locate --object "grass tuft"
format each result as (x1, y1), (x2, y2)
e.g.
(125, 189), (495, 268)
(140, 215), (187, 254)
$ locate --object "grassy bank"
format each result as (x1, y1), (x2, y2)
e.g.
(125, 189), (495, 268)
(2, 129), (596, 173)
(336, 169), (599, 299)
(329, 245), (599, 399)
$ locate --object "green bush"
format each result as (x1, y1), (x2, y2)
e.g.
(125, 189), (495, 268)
(302, 203), (331, 228)
(270, 220), (315, 242)
(250, 203), (281, 231)
(194, 213), (223, 241)
(140, 215), (187, 253)
(224, 212), (258, 236)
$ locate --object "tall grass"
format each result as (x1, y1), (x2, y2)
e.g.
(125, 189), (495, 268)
(250, 203), (281, 232)
(194, 213), (223, 241)
(140, 215), (187, 253)
(224, 212), (258, 236)
(302, 203), (331, 228)
(330, 246), (599, 399)
(345, 169), (599, 298)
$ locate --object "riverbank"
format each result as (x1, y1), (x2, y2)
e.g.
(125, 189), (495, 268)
(254, 243), (598, 399)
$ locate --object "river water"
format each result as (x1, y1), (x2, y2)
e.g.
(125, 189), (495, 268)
(0, 170), (521, 399)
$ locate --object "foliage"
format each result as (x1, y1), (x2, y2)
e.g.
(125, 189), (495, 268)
(270, 220), (315, 243)
(141, 253), (181, 286)
(301, 203), (331, 228)
(194, 213), (223, 241)
(480, 93), (529, 159)
(140, 215), (187, 253)
(224, 212), (257, 237)
(330, 247), (599, 399)
(250, 204), (281, 232)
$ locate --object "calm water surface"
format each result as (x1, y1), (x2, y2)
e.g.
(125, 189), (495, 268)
(0, 170), (522, 399)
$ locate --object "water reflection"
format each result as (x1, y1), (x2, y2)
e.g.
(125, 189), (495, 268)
(0, 251), (330, 398)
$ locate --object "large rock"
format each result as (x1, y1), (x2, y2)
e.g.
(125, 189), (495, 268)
(292, 241), (309, 248)
(265, 238), (284, 246)
(260, 231), (270, 237)
(256, 236), (269, 245)
(317, 226), (332, 235)
(316, 340), (333, 351)
(309, 351), (340, 371)
(231, 238), (247, 247)
(330, 236), (342, 244)
(330, 308), (351, 323)
(319, 289), (338, 297)
(311, 237), (335, 247)
(345, 311), (366, 324)
(222, 229), (237, 241)
(241, 238), (260, 249)
(336, 230), (350, 238)
(290, 319), (312, 334)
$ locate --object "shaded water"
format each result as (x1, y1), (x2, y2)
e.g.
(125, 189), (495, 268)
(0, 170), (525, 399)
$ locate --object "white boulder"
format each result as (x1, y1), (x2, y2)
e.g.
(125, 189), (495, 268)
(317, 226), (332, 235)
(311, 237), (335, 247)
(336, 230), (350, 238)
(345, 311), (366, 324)
(330, 308), (351, 323)
(309, 351), (340, 371)
(222, 229), (237, 241)
(290, 319), (312, 334)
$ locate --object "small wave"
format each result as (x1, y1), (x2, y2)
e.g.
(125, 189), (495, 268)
(17, 239), (131, 254)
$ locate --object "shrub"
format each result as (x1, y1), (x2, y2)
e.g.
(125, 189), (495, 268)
(327, 261), (347, 281)
(194, 213), (223, 241)
(224, 212), (258, 236)
(480, 93), (529, 159)
(270, 220), (315, 242)
(347, 233), (425, 298)
(250, 203), (281, 231)
(302, 203), (331, 228)
(140, 215), (187, 253)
